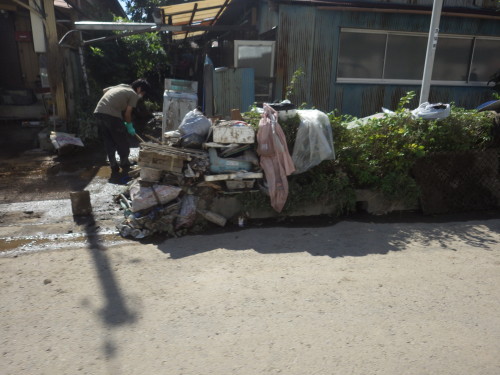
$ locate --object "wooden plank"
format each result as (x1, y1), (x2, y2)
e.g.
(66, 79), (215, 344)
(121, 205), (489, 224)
(141, 142), (208, 160)
(204, 172), (263, 181)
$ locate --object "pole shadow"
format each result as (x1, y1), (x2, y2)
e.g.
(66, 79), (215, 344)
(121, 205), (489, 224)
(74, 214), (136, 326)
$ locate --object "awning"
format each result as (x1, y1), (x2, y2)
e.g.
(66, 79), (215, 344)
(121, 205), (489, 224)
(159, 0), (232, 41)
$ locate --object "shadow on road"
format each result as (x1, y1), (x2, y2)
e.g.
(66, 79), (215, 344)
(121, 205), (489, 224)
(155, 212), (500, 259)
(74, 215), (136, 326)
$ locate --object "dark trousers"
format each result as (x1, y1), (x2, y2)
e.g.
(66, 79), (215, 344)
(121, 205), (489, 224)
(94, 113), (130, 166)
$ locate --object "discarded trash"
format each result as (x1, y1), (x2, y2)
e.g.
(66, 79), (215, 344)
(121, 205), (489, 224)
(180, 132), (205, 149)
(118, 224), (150, 239)
(113, 100), (339, 240)
(212, 120), (255, 144)
(130, 228), (150, 239)
(139, 142), (208, 175)
(50, 132), (84, 154)
(197, 209), (227, 227)
(129, 181), (182, 212)
(208, 148), (253, 173)
(119, 224), (132, 237)
(204, 171), (263, 182)
(178, 109), (212, 137)
(238, 215), (246, 227)
(257, 104), (295, 212)
(225, 179), (255, 190)
(292, 109), (335, 174)
(175, 195), (199, 229)
(411, 102), (450, 120)
(70, 190), (92, 216)
(269, 100), (297, 121)
(140, 167), (163, 182)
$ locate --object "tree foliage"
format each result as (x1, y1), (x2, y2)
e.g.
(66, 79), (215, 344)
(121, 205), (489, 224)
(121, 0), (169, 22)
(83, 0), (172, 105)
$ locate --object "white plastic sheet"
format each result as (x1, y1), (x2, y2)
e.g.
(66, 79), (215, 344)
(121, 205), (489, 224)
(411, 102), (451, 120)
(129, 181), (182, 212)
(49, 131), (84, 150)
(291, 110), (335, 174)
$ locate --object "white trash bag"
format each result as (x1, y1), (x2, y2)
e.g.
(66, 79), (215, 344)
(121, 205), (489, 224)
(129, 181), (182, 212)
(178, 109), (211, 137)
(411, 102), (451, 120)
(292, 110), (335, 174)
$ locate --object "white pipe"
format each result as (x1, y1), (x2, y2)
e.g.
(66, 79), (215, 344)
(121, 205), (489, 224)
(420, 0), (444, 104)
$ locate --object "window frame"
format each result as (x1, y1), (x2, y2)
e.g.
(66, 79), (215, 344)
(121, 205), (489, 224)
(336, 28), (500, 86)
(234, 40), (276, 101)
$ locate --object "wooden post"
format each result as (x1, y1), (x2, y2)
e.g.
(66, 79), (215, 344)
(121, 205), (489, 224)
(43, 0), (67, 120)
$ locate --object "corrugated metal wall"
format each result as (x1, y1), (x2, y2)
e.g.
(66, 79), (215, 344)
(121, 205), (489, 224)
(257, 0), (279, 34)
(283, 0), (488, 7)
(275, 4), (500, 116)
(276, 6), (316, 106)
(358, 0), (479, 6)
(213, 68), (255, 118)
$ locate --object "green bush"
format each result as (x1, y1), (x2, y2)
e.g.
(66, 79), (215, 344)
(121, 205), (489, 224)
(331, 92), (495, 203)
(242, 91), (496, 213)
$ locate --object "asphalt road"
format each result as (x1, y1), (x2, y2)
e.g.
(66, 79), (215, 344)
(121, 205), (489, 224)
(1, 144), (500, 374)
(1, 218), (500, 375)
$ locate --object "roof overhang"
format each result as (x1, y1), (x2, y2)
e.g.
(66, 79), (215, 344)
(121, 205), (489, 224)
(159, 0), (233, 41)
(71, 0), (254, 45)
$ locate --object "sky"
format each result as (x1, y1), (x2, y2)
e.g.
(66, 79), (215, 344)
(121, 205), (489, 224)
(118, 1), (128, 12)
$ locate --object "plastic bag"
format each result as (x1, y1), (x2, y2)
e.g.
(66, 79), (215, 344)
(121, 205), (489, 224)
(50, 131), (84, 149)
(175, 194), (199, 229)
(180, 133), (205, 149)
(411, 102), (451, 120)
(256, 108), (285, 156)
(291, 110), (335, 174)
(178, 109), (211, 137)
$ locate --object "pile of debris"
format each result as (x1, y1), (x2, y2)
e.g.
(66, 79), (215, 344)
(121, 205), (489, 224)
(115, 103), (336, 239)
(116, 109), (264, 239)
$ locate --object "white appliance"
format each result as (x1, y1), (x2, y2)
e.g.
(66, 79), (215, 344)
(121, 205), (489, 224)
(162, 79), (198, 142)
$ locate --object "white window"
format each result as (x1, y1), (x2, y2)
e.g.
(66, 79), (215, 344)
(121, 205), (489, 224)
(337, 28), (500, 86)
(234, 40), (276, 101)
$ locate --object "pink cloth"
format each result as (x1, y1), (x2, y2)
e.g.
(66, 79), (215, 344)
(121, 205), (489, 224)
(257, 104), (295, 212)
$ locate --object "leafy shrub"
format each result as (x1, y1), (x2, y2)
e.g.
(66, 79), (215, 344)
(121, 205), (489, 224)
(241, 108), (356, 215)
(242, 91), (496, 213)
(332, 91), (495, 203)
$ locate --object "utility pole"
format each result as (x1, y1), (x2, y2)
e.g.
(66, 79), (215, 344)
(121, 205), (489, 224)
(420, 0), (443, 104)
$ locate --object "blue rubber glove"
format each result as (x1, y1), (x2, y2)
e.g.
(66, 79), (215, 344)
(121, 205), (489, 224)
(124, 122), (136, 136)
